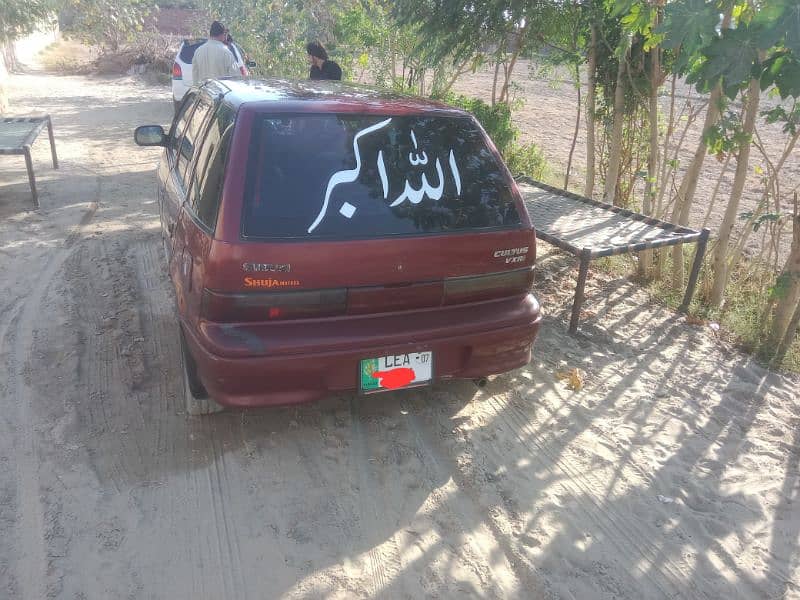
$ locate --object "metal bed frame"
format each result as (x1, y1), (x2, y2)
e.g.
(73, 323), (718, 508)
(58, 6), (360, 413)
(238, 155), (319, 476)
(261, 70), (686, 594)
(518, 177), (710, 334)
(0, 115), (59, 208)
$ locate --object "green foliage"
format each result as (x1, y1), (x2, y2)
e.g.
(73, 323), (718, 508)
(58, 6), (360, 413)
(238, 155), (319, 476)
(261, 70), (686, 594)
(658, 0), (718, 71)
(331, 2), (395, 82)
(753, 0), (800, 55)
(394, 0), (584, 102)
(760, 52), (800, 99)
(438, 92), (547, 179)
(64, 0), (156, 50)
(688, 25), (764, 99)
(202, 0), (395, 81)
(613, 0), (663, 49)
(769, 271), (794, 300)
(393, 0), (513, 67)
(438, 93), (517, 154)
(0, 0), (53, 43)
(661, 0), (800, 100)
(739, 210), (784, 232)
(504, 142), (549, 180)
(703, 110), (749, 157)
(761, 101), (800, 134)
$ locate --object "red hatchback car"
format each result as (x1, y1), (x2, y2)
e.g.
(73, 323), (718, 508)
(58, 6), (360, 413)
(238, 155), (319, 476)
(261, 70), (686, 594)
(135, 79), (542, 414)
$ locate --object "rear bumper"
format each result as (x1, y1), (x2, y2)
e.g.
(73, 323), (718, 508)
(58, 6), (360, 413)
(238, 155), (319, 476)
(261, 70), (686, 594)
(182, 294), (542, 407)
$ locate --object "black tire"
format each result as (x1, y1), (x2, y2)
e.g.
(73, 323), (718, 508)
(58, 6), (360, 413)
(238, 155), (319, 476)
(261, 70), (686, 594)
(179, 326), (223, 415)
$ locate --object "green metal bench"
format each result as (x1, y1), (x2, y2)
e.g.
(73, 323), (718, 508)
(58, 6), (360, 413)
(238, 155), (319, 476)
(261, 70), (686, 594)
(0, 115), (59, 208)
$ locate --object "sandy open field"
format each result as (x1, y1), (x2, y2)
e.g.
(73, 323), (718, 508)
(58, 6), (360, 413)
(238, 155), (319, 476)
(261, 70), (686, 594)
(0, 52), (799, 599)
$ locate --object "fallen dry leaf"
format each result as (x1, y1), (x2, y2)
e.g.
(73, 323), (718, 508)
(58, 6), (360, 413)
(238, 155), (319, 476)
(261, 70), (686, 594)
(555, 368), (585, 391)
(685, 315), (706, 326)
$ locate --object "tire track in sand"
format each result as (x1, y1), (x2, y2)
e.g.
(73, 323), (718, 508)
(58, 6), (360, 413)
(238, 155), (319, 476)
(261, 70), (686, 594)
(5, 188), (99, 599)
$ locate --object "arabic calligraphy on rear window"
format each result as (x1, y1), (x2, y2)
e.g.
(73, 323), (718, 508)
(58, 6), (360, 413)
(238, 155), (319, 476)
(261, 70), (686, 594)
(241, 114), (522, 239)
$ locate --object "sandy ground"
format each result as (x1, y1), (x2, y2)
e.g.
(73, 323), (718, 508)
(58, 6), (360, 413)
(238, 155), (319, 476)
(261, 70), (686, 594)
(1, 60), (799, 599)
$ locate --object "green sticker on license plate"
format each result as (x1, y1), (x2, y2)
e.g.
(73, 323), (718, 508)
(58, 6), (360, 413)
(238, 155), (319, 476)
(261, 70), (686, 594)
(360, 352), (433, 393)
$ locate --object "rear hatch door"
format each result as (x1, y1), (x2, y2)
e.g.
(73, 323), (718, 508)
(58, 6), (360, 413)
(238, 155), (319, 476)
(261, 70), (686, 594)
(205, 110), (535, 319)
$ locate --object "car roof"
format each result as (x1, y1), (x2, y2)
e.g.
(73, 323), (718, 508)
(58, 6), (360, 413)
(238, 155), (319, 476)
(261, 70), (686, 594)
(203, 78), (469, 117)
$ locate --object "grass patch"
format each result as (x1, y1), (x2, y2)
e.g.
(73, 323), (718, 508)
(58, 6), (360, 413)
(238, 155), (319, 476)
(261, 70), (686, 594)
(593, 248), (800, 374)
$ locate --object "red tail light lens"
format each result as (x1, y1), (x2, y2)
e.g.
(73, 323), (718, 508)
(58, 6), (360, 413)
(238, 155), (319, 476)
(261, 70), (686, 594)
(444, 268), (533, 304)
(172, 62), (182, 78)
(201, 288), (347, 322)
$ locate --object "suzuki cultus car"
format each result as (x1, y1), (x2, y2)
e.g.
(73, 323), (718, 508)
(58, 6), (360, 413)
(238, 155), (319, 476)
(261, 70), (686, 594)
(135, 79), (542, 414)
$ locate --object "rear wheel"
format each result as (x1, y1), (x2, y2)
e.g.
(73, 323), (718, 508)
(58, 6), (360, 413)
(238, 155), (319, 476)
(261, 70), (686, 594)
(179, 326), (223, 415)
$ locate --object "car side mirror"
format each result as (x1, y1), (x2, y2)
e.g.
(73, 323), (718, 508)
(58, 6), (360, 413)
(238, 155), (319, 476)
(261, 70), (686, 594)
(134, 125), (167, 147)
(246, 60), (257, 68)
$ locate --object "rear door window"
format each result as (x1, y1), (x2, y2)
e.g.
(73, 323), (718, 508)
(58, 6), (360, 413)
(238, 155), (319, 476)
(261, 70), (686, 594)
(188, 103), (235, 230)
(169, 92), (197, 162)
(177, 94), (214, 189)
(241, 114), (522, 239)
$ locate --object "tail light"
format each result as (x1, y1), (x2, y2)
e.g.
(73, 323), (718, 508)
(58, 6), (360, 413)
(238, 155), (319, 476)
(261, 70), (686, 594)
(201, 288), (347, 322)
(172, 62), (182, 79)
(444, 267), (533, 304)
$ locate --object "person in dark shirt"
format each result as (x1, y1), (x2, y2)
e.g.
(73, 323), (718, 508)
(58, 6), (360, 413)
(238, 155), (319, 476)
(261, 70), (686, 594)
(306, 41), (342, 81)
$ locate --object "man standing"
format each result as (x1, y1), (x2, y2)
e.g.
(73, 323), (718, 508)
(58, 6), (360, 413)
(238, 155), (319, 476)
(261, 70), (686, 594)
(193, 21), (242, 84)
(306, 41), (342, 81)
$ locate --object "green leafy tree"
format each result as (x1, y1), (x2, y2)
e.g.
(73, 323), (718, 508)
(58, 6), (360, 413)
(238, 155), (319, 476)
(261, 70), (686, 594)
(203, 0), (394, 81)
(393, 0), (571, 103)
(0, 0), (53, 44)
(64, 0), (156, 51)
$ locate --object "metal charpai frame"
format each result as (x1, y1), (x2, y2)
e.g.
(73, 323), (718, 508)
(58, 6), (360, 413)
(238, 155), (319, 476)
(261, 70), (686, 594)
(517, 177), (710, 334)
(0, 115), (59, 208)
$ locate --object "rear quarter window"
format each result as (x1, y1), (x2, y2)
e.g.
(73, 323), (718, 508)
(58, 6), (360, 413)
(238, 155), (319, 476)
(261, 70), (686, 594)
(241, 114), (522, 239)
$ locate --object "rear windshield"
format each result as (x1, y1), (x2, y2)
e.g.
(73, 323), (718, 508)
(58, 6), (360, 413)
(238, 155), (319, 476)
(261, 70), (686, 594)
(241, 114), (522, 239)
(180, 40), (241, 64)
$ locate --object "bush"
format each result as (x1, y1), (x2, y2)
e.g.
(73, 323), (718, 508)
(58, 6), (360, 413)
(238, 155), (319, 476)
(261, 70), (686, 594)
(504, 142), (549, 180)
(438, 93), (549, 179)
(438, 93), (517, 155)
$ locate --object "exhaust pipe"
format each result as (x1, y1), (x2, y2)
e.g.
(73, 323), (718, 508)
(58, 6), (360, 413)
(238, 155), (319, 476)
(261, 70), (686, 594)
(473, 377), (488, 388)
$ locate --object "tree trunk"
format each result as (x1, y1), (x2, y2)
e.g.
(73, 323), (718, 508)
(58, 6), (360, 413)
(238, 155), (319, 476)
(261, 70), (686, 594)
(771, 294), (800, 368)
(669, 84), (722, 289)
(603, 41), (628, 206)
(656, 72), (678, 217)
(436, 57), (472, 98)
(498, 22), (529, 104)
(767, 200), (800, 360)
(670, 11), (732, 290)
(639, 34), (661, 279)
(709, 75), (761, 307)
(565, 63), (581, 190)
(492, 57), (502, 106)
(584, 24), (597, 198)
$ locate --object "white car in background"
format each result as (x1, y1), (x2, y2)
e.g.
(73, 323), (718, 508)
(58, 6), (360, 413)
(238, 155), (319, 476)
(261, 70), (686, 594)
(171, 39), (251, 112)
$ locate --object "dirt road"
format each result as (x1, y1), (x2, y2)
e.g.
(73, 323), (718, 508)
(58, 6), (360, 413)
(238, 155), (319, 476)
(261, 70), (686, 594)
(1, 68), (799, 599)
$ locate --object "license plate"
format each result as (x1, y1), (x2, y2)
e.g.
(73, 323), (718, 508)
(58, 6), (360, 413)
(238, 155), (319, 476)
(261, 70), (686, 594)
(360, 352), (433, 393)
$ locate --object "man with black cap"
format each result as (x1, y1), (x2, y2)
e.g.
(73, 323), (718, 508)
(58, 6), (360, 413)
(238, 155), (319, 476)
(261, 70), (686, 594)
(193, 21), (242, 84)
(306, 41), (342, 81)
